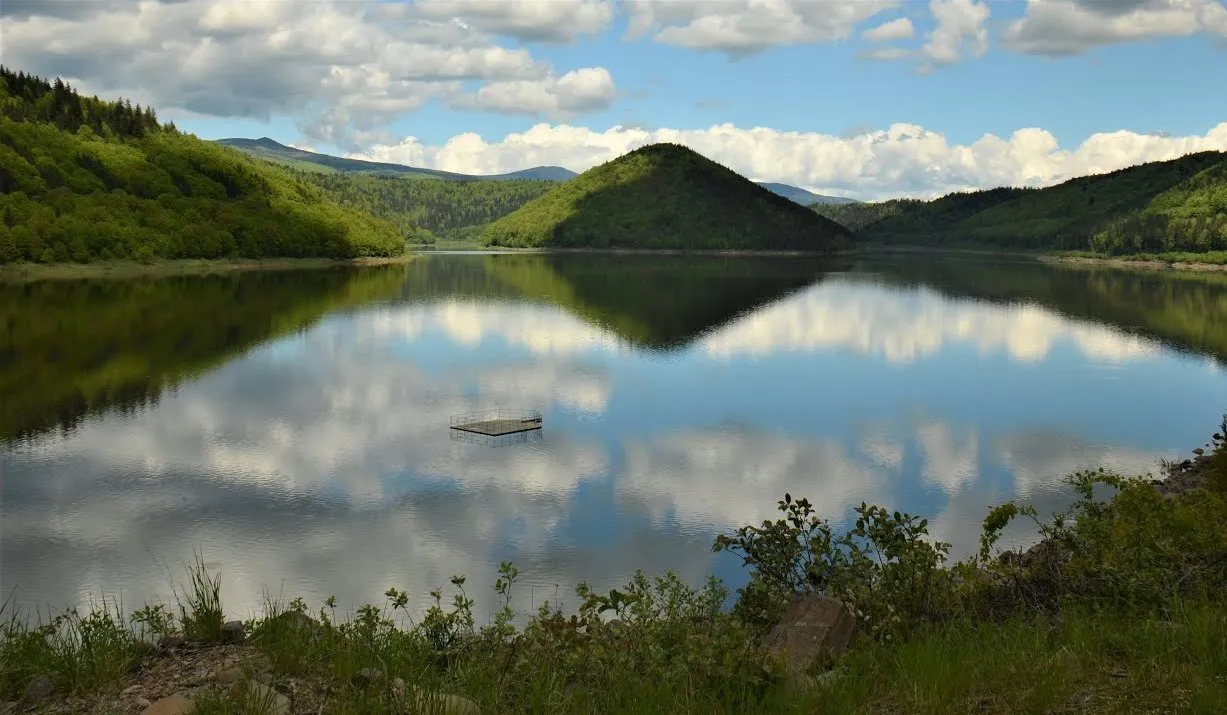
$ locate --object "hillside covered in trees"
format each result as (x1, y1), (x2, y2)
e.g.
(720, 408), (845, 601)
(290, 170), (555, 243)
(482, 143), (854, 251)
(0, 67), (405, 264)
(812, 152), (1227, 256)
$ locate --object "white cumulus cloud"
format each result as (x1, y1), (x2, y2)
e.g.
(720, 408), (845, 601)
(622, 0), (896, 55)
(457, 67), (617, 117)
(863, 0), (990, 69)
(921, 0), (991, 66)
(413, 0), (615, 42)
(1003, 0), (1227, 56)
(862, 17), (916, 42)
(0, 0), (616, 151)
(354, 121), (1227, 200)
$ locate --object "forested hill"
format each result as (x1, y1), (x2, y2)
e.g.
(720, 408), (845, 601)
(0, 67), (405, 263)
(287, 170), (556, 243)
(482, 143), (854, 251)
(811, 151), (1227, 256)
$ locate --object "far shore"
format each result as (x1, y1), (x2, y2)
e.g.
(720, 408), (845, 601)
(0, 255), (415, 283)
(8, 245), (1227, 282)
(416, 244), (858, 258)
(1042, 254), (1227, 273)
(852, 243), (1227, 273)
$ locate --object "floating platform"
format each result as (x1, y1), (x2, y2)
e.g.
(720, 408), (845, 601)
(450, 409), (543, 437)
(450, 429), (543, 448)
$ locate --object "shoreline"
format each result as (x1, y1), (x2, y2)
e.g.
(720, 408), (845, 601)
(857, 244), (1041, 260)
(0, 256), (414, 283)
(7, 246), (1227, 283)
(420, 245), (857, 258)
(2, 424), (1224, 714)
(857, 244), (1227, 273)
(1041, 254), (1227, 273)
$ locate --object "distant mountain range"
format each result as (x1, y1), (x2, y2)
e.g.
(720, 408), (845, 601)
(756, 182), (859, 206)
(214, 137), (574, 182)
(214, 137), (856, 205)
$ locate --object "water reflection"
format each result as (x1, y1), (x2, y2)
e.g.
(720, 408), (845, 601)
(700, 280), (1162, 363)
(2, 254), (1225, 620)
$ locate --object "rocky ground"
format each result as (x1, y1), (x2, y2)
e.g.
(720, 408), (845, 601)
(1153, 435), (1222, 497)
(2, 622), (480, 715)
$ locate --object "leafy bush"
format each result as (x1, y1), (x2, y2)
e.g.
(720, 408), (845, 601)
(714, 417), (1227, 642)
(715, 496), (952, 641)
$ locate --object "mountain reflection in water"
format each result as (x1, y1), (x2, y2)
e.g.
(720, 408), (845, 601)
(2, 253), (1224, 619)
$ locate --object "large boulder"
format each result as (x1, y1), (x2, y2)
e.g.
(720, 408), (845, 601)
(221, 620), (246, 644)
(762, 593), (856, 684)
(140, 695), (196, 715)
(21, 675), (54, 704)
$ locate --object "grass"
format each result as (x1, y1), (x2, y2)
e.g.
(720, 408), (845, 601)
(176, 553), (225, 644)
(818, 598), (1227, 714)
(8, 583), (1224, 713)
(4, 423), (1226, 713)
(0, 596), (149, 699)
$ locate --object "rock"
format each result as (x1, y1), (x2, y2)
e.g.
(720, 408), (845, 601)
(221, 620), (246, 644)
(122, 685), (144, 696)
(407, 688), (481, 715)
(353, 667), (384, 687)
(140, 694), (196, 715)
(1, 701), (16, 715)
(157, 635), (185, 650)
(216, 667), (245, 684)
(134, 696), (152, 708)
(22, 674), (55, 703)
(391, 677), (406, 699)
(275, 611), (319, 630)
(762, 593), (857, 684)
(230, 682), (290, 715)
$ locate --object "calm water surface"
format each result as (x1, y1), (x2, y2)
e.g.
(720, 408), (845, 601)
(3, 253), (1226, 619)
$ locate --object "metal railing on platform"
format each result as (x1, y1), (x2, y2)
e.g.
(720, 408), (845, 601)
(450, 429), (544, 448)
(450, 409), (543, 428)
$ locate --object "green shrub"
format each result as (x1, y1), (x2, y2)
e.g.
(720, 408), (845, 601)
(714, 496), (952, 641)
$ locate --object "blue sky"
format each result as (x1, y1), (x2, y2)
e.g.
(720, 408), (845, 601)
(4, 0), (1226, 198)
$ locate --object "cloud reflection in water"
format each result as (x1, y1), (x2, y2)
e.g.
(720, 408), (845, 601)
(2, 267), (1221, 621)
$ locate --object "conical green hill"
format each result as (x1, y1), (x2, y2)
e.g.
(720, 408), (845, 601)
(481, 143), (853, 251)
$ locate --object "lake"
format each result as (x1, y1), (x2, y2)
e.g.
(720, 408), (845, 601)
(2, 252), (1226, 621)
